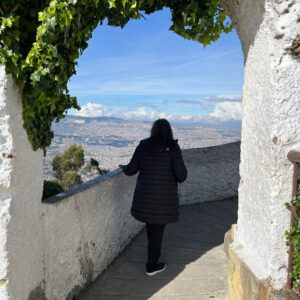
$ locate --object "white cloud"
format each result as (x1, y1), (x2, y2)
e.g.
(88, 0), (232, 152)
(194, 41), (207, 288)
(205, 95), (242, 102)
(71, 103), (199, 122)
(209, 101), (242, 121)
(116, 106), (175, 121)
(74, 102), (107, 117)
(70, 100), (242, 124)
(114, 107), (217, 123)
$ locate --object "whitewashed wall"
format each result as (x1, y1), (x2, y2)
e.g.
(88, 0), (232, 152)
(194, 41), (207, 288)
(42, 142), (240, 299)
(180, 141), (240, 205)
(42, 170), (142, 300)
(0, 66), (45, 300)
(221, 0), (300, 290)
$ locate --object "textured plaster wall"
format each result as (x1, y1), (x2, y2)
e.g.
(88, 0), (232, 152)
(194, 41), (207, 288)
(42, 170), (143, 300)
(222, 0), (300, 290)
(179, 141), (240, 205)
(0, 66), (44, 299)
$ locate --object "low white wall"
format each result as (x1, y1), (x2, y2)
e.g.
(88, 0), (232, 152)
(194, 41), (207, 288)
(180, 141), (240, 205)
(42, 170), (142, 300)
(42, 141), (240, 299)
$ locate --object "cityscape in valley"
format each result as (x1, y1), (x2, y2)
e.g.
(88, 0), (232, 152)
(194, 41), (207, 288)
(43, 115), (241, 180)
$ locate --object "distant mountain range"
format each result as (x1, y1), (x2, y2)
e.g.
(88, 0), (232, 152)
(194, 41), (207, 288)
(57, 114), (241, 129)
(44, 114), (241, 180)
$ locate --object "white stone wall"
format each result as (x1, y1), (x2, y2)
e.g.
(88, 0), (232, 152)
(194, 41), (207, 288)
(0, 66), (44, 299)
(179, 141), (240, 205)
(222, 0), (300, 290)
(42, 170), (143, 300)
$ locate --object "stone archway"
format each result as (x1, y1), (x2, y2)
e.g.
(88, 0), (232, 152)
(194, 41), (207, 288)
(0, 0), (299, 299)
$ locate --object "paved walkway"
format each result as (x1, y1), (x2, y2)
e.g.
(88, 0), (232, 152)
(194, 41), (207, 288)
(80, 198), (238, 300)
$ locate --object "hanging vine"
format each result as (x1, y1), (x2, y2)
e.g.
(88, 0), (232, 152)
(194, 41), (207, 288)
(286, 179), (300, 291)
(0, 0), (232, 151)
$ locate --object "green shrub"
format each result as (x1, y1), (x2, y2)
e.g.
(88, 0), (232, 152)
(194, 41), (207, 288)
(85, 158), (110, 175)
(52, 144), (84, 189)
(42, 180), (64, 200)
(285, 180), (300, 291)
(60, 171), (82, 190)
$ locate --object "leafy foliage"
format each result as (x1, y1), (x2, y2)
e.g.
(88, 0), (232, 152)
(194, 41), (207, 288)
(0, 0), (232, 151)
(83, 163), (92, 173)
(52, 144), (84, 189)
(90, 157), (99, 168)
(84, 158), (109, 175)
(61, 170), (82, 189)
(42, 180), (64, 199)
(51, 145), (108, 190)
(286, 180), (300, 291)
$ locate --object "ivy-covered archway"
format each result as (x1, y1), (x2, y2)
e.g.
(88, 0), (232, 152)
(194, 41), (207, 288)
(0, 0), (232, 151)
(1, 1), (299, 299)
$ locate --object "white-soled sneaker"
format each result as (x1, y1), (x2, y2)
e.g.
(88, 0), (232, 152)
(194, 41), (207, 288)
(146, 263), (166, 276)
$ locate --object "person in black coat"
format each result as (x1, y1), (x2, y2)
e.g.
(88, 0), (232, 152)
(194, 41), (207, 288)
(119, 118), (187, 276)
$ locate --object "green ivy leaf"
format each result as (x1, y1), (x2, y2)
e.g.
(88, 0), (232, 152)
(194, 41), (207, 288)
(0, 0), (232, 152)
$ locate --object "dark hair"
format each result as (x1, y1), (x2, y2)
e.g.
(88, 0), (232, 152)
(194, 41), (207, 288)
(150, 119), (174, 145)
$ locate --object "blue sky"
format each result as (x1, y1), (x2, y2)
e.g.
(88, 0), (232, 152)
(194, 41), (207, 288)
(68, 8), (244, 124)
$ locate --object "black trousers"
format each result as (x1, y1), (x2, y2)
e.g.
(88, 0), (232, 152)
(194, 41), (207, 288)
(146, 223), (166, 267)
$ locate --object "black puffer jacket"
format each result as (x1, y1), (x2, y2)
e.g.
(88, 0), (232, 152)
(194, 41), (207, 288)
(122, 136), (187, 224)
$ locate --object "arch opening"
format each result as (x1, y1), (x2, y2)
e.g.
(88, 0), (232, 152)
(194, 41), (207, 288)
(43, 8), (244, 188)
